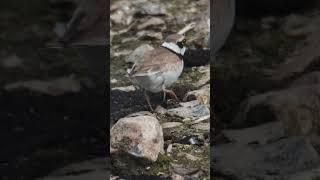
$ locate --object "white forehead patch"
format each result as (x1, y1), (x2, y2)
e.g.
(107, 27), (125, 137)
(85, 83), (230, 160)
(161, 42), (186, 56)
(177, 36), (185, 42)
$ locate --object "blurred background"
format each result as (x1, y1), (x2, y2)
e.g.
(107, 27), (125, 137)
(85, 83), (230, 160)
(0, 0), (107, 179)
(213, 0), (320, 179)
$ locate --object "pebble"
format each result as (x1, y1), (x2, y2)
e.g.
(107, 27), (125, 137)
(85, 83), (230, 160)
(161, 122), (183, 129)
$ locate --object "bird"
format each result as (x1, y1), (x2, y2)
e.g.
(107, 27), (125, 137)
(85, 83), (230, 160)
(128, 34), (187, 111)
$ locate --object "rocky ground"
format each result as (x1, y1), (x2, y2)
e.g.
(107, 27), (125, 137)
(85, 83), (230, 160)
(110, 0), (210, 179)
(213, 1), (320, 179)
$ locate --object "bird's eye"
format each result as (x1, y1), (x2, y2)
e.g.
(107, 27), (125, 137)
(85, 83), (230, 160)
(177, 42), (183, 48)
(182, 39), (186, 43)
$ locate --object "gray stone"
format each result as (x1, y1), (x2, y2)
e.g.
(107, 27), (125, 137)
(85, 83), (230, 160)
(183, 84), (210, 105)
(112, 50), (132, 57)
(53, 22), (66, 38)
(161, 122), (183, 129)
(111, 85), (137, 92)
(110, 115), (164, 162)
(121, 37), (138, 43)
(190, 115), (210, 124)
(154, 105), (168, 114)
(137, 30), (163, 40)
(167, 100), (210, 119)
(170, 163), (199, 176)
(193, 65), (210, 87)
(171, 173), (184, 180)
(136, 1), (167, 15)
(177, 152), (200, 161)
(137, 17), (165, 30)
(166, 144), (173, 154)
(110, 1), (135, 26)
(110, 79), (117, 84)
(192, 123), (210, 131)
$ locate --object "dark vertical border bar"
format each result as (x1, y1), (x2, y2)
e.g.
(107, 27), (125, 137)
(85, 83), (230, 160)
(210, 0), (214, 178)
(106, 0), (111, 178)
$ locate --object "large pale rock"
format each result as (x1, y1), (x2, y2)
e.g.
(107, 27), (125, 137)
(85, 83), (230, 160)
(233, 85), (320, 135)
(110, 115), (164, 162)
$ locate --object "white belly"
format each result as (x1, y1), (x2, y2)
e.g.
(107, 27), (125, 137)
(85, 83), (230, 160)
(133, 73), (164, 93)
(133, 61), (184, 93)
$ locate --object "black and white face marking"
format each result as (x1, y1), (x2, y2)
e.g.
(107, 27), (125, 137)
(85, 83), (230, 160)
(161, 36), (187, 56)
(177, 39), (186, 48)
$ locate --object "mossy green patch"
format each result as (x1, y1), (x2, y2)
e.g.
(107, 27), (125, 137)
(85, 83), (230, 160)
(111, 153), (173, 176)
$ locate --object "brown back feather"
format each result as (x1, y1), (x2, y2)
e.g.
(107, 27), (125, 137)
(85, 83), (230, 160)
(132, 47), (182, 75)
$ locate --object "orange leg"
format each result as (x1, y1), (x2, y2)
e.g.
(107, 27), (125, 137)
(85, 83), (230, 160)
(162, 84), (180, 102)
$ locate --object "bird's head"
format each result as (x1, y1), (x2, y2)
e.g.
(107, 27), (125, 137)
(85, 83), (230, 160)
(161, 34), (187, 56)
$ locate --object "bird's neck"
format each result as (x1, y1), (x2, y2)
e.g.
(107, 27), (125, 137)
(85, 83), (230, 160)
(161, 42), (186, 56)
